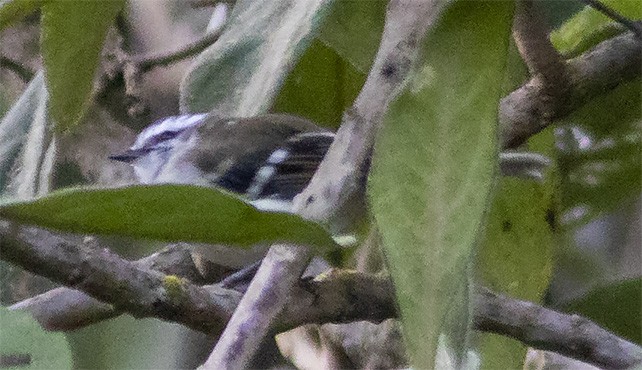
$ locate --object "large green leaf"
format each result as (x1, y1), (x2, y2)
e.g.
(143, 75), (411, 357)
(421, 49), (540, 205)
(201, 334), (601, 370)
(551, 0), (641, 57)
(368, 1), (513, 367)
(180, 0), (334, 116)
(0, 0), (44, 30)
(0, 72), (46, 192)
(272, 39), (365, 129)
(0, 307), (72, 369)
(563, 278), (641, 345)
(0, 185), (336, 251)
(317, 0), (386, 74)
(475, 130), (557, 369)
(40, 0), (124, 130)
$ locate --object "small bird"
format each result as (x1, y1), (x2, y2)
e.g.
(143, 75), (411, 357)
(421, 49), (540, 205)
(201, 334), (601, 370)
(109, 113), (335, 212)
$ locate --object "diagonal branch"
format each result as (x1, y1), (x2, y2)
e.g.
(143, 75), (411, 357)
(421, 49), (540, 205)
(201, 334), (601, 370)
(202, 244), (311, 369)
(0, 219), (238, 335)
(293, 0), (449, 231)
(513, 0), (569, 88)
(511, 0), (571, 135)
(205, 0), (451, 367)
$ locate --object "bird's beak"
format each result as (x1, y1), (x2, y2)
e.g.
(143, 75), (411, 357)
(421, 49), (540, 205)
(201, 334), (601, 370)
(108, 148), (149, 163)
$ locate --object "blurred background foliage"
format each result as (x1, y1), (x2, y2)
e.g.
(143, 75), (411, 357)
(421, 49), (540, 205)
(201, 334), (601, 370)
(0, 0), (639, 368)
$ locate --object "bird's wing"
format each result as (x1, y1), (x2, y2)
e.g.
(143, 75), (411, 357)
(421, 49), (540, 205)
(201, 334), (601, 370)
(237, 132), (335, 201)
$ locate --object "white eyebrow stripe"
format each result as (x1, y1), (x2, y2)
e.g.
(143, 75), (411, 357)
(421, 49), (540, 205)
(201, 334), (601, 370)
(132, 114), (208, 149)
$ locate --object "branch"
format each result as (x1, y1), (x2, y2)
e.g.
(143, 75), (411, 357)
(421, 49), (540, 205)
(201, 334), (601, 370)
(292, 0), (449, 230)
(3, 220), (641, 369)
(0, 219), (238, 335)
(8, 243), (232, 331)
(0, 56), (35, 81)
(202, 244), (311, 369)
(474, 287), (642, 370)
(513, 0), (569, 88)
(511, 0), (570, 134)
(131, 30), (224, 74)
(202, 1), (452, 365)
(500, 31), (641, 148)
(96, 8), (227, 121)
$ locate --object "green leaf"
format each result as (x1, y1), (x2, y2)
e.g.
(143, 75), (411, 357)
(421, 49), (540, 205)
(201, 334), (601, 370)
(317, 0), (386, 73)
(272, 39), (366, 129)
(0, 0), (44, 30)
(40, 0), (124, 130)
(368, 1), (513, 367)
(0, 71), (47, 192)
(475, 129), (557, 369)
(0, 307), (72, 369)
(551, 0), (641, 57)
(558, 80), (641, 225)
(68, 316), (199, 369)
(563, 278), (641, 345)
(0, 185), (337, 251)
(180, 0), (334, 116)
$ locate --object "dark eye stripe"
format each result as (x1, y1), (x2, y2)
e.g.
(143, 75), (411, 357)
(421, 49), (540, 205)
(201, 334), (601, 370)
(147, 131), (180, 147)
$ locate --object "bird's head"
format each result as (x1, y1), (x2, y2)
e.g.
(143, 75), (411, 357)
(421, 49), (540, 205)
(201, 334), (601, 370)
(109, 114), (207, 183)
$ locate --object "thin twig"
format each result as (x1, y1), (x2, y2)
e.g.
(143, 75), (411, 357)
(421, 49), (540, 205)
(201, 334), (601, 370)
(0, 56), (35, 81)
(579, 0), (642, 38)
(132, 30), (224, 73)
(190, 0), (235, 8)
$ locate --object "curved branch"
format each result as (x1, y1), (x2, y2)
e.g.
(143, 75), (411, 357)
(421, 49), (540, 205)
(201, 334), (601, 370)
(500, 31), (641, 148)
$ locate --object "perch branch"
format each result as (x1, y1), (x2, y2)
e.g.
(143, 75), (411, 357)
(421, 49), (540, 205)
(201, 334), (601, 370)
(0, 219), (239, 335)
(8, 243), (231, 331)
(3, 222), (640, 370)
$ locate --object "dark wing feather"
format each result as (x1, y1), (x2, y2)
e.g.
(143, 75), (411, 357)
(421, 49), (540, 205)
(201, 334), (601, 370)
(250, 132), (335, 200)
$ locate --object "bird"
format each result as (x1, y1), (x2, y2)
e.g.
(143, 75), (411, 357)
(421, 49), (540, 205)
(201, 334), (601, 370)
(109, 112), (338, 272)
(109, 113), (335, 212)
(109, 113), (550, 269)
